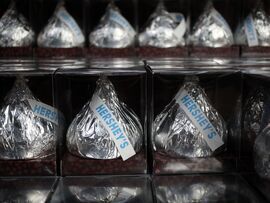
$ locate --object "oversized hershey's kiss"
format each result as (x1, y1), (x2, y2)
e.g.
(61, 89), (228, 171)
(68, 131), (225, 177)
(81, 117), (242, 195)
(155, 176), (260, 203)
(153, 76), (227, 158)
(37, 2), (85, 48)
(156, 181), (226, 203)
(68, 186), (140, 203)
(189, 1), (233, 47)
(138, 2), (186, 48)
(234, 1), (270, 46)
(242, 87), (270, 148)
(0, 1), (35, 47)
(66, 76), (143, 160)
(0, 77), (56, 160)
(254, 124), (270, 180)
(89, 2), (136, 48)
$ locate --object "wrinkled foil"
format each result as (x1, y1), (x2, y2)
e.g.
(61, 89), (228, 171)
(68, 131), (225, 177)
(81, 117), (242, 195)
(0, 78), (56, 160)
(66, 76), (143, 159)
(68, 186), (140, 202)
(0, 2), (35, 47)
(254, 124), (270, 180)
(243, 87), (268, 146)
(89, 3), (136, 48)
(189, 1), (233, 47)
(153, 76), (227, 158)
(235, 2), (270, 46)
(155, 178), (261, 203)
(138, 2), (186, 48)
(156, 181), (226, 203)
(38, 3), (85, 48)
(0, 189), (48, 203)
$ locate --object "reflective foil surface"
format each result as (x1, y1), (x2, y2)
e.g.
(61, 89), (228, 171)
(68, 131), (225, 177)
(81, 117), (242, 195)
(0, 78), (56, 160)
(153, 76), (227, 158)
(89, 3), (136, 48)
(235, 2), (270, 46)
(156, 181), (226, 203)
(254, 124), (270, 180)
(243, 87), (267, 146)
(139, 2), (186, 48)
(38, 3), (85, 48)
(69, 186), (140, 203)
(0, 2), (35, 47)
(66, 76), (143, 159)
(189, 2), (233, 47)
(155, 177), (261, 203)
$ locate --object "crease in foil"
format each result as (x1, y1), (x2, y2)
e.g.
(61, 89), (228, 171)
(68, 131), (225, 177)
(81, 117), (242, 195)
(242, 87), (269, 146)
(234, 1), (270, 46)
(156, 181), (226, 203)
(66, 76), (143, 159)
(0, 1), (35, 47)
(89, 2), (136, 48)
(0, 77), (56, 160)
(254, 124), (270, 180)
(189, 1), (233, 47)
(68, 186), (140, 202)
(38, 2), (85, 48)
(138, 2), (186, 48)
(153, 76), (227, 158)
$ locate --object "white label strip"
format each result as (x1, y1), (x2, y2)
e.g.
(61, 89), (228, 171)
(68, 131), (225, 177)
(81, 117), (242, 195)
(90, 95), (136, 161)
(172, 13), (186, 42)
(109, 9), (136, 37)
(28, 99), (60, 125)
(210, 8), (233, 37)
(244, 14), (259, 47)
(56, 7), (85, 44)
(175, 89), (224, 151)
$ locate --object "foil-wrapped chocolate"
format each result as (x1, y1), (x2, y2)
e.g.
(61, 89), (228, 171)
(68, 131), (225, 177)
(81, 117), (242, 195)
(189, 1), (233, 47)
(38, 2), (85, 48)
(254, 125), (270, 180)
(0, 2), (35, 47)
(155, 177), (261, 203)
(242, 87), (270, 147)
(66, 76), (143, 159)
(153, 76), (227, 158)
(89, 3), (136, 48)
(235, 1), (270, 46)
(0, 190), (48, 203)
(138, 2), (186, 48)
(156, 181), (226, 203)
(69, 186), (140, 202)
(0, 78), (56, 160)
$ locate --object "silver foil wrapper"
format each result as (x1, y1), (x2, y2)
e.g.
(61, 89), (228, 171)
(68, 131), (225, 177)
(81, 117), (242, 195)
(68, 186), (140, 202)
(189, 2), (233, 47)
(0, 2), (35, 47)
(156, 178), (261, 203)
(235, 2), (270, 46)
(243, 87), (268, 146)
(153, 76), (227, 158)
(0, 78), (56, 160)
(138, 2), (186, 48)
(156, 181), (226, 203)
(0, 190), (48, 203)
(89, 3), (136, 48)
(66, 76), (143, 159)
(38, 3), (85, 48)
(254, 124), (270, 180)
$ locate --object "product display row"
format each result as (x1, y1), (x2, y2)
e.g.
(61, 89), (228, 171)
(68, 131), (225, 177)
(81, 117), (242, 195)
(0, 59), (267, 179)
(0, 0), (270, 57)
(0, 175), (266, 203)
